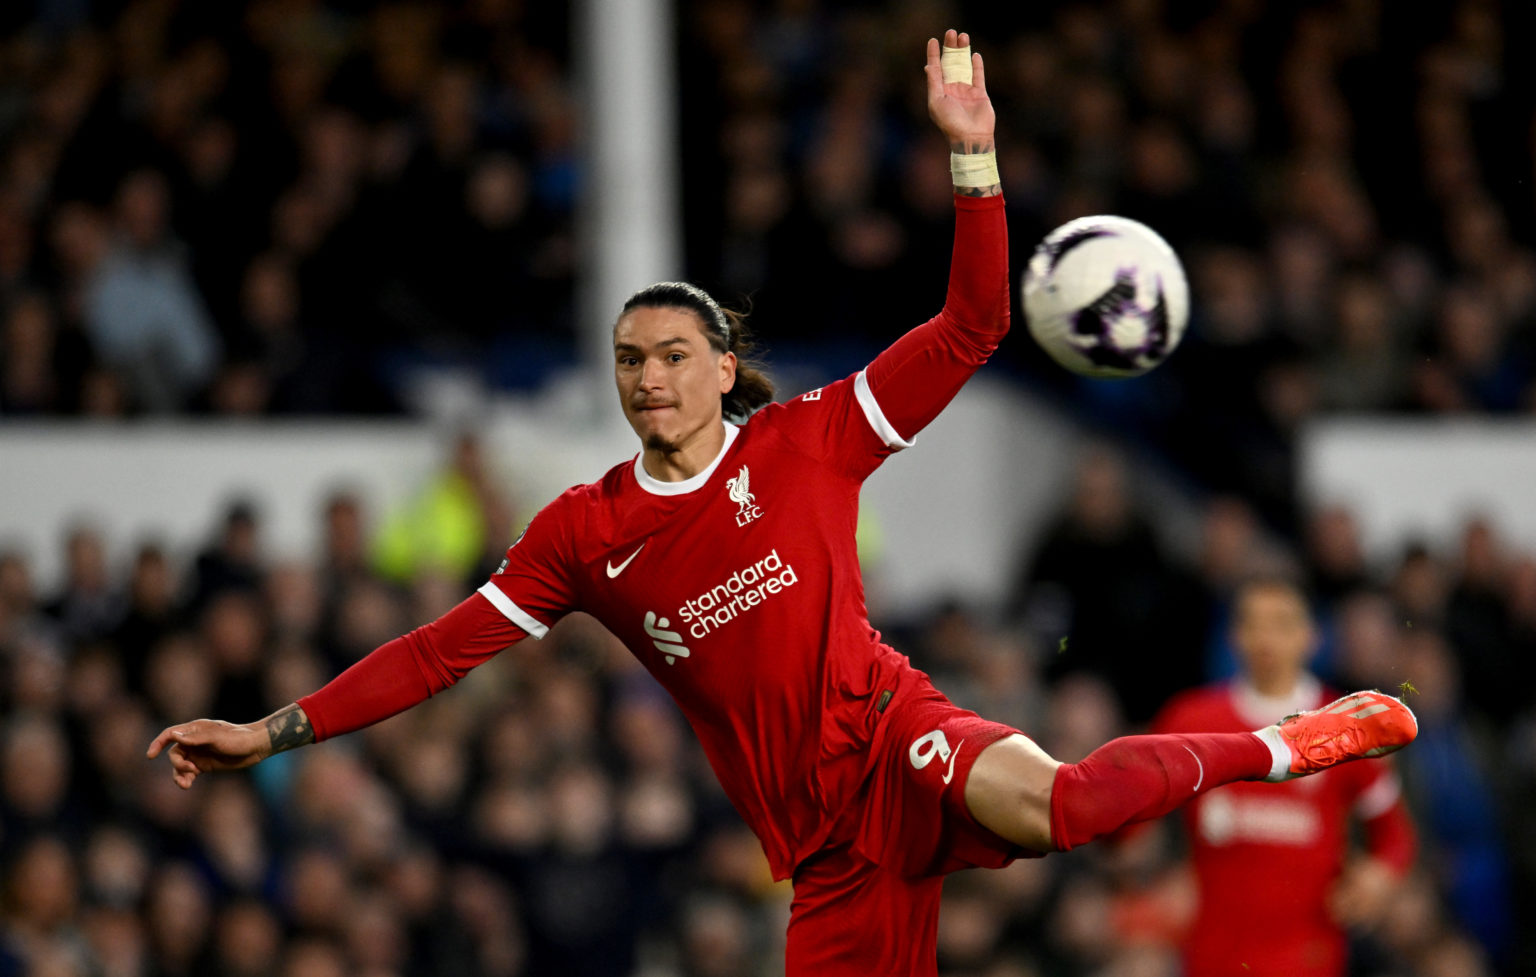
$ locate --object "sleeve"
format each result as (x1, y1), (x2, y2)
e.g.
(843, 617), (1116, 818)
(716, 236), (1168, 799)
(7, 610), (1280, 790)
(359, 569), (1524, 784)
(862, 194), (1010, 445)
(298, 494), (581, 741)
(772, 194), (1010, 481)
(474, 491), (582, 640)
(1354, 762), (1417, 875)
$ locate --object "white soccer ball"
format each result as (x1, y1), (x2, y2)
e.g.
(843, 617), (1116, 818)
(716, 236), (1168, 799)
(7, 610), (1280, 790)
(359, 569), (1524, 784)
(1021, 215), (1190, 378)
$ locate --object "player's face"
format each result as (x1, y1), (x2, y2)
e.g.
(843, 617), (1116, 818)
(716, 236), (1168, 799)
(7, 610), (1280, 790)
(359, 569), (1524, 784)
(614, 307), (737, 452)
(1233, 585), (1317, 691)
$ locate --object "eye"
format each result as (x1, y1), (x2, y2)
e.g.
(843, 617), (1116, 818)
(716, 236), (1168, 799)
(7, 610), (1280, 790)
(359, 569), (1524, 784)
(668, 352), (685, 364)
(618, 355), (639, 367)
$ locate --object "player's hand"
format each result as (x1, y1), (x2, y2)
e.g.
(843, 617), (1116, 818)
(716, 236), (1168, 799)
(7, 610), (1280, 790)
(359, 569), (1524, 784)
(1328, 856), (1396, 929)
(146, 718), (269, 789)
(925, 29), (995, 150)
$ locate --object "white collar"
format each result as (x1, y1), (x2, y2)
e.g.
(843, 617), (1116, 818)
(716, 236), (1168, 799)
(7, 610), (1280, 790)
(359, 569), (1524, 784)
(1232, 673), (1322, 728)
(632, 423), (740, 496)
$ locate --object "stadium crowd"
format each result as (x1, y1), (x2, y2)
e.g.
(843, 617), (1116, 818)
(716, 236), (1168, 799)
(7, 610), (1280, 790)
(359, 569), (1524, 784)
(1, 438), (1530, 977)
(0, 0), (1532, 525)
(676, 0), (1536, 533)
(0, 0), (579, 417)
(1, 0), (1534, 976)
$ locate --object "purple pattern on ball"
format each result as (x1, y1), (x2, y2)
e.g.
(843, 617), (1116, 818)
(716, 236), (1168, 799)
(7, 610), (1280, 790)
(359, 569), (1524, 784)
(1069, 267), (1171, 372)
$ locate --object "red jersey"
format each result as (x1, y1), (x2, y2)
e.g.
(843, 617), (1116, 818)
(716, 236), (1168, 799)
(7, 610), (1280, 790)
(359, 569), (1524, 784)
(1151, 678), (1416, 977)
(298, 194), (1011, 881)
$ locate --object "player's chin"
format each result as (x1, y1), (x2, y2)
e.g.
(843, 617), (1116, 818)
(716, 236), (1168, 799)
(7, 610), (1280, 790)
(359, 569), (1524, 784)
(643, 431), (680, 453)
(626, 413), (672, 448)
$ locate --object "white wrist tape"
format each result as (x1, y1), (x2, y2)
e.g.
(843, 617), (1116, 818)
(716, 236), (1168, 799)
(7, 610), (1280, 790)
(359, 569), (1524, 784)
(950, 151), (999, 188)
(940, 45), (972, 85)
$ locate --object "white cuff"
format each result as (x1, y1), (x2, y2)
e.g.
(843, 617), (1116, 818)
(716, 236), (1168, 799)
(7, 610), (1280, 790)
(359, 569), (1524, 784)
(476, 582), (550, 639)
(854, 370), (915, 450)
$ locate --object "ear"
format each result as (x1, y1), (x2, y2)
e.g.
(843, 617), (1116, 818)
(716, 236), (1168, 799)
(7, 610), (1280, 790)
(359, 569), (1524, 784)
(718, 350), (738, 394)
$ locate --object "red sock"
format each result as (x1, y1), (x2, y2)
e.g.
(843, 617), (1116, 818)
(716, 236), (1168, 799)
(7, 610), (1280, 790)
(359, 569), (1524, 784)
(1049, 733), (1273, 851)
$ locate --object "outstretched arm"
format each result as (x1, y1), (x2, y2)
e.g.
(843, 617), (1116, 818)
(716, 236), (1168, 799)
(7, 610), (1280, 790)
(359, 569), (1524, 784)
(859, 30), (1008, 447)
(146, 702), (314, 789)
(147, 592), (528, 788)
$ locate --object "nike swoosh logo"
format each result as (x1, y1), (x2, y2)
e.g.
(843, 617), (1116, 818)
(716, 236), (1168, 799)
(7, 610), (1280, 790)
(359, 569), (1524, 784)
(606, 544), (645, 578)
(1184, 745), (1204, 792)
(942, 739), (966, 784)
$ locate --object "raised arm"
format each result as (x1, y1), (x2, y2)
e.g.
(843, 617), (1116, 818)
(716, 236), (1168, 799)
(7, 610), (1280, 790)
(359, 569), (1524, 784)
(859, 30), (1008, 446)
(926, 30), (999, 198)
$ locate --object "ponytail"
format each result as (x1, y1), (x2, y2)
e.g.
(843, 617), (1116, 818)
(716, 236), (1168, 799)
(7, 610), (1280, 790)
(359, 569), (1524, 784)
(717, 308), (774, 420)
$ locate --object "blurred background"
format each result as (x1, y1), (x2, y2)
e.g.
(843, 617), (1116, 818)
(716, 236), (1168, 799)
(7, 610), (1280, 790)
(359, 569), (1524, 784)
(1, 0), (1534, 975)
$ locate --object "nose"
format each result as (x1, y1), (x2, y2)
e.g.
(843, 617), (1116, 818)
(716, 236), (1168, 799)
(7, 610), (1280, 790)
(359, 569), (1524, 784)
(638, 357), (666, 391)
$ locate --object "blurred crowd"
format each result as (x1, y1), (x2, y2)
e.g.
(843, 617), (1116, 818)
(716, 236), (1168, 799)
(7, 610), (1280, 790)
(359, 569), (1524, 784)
(0, 0), (1531, 520)
(3, 0), (1536, 976)
(0, 0), (578, 417)
(679, 0), (1536, 532)
(1003, 447), (1533, 977)
(1, 436), (1532, 977)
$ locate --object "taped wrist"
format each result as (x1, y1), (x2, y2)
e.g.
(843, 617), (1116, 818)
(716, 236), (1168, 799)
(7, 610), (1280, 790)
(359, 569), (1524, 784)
(940, 44), (972, 84)
(950, 150), (999, 188)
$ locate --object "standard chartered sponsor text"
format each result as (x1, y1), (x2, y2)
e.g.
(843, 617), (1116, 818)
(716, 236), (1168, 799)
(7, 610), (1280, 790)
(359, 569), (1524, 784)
(678, 549), (799, 639)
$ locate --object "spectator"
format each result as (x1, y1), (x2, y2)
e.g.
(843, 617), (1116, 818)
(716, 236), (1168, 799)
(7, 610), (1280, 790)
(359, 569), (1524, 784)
(44, 522), (121, 644)
(371, 433), (507, 586)
(81, 169), (220, 412)
(111, 542), (180, 689)
(0, 293), (75, 414)
(187, 500), (264, 612)
(1394, 629), (1512, 961)
(1010, 447), (1201, 723)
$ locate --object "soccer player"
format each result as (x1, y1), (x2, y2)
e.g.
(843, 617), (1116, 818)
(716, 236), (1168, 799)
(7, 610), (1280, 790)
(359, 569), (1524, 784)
(1151, 577), (1417, 977)
(148, 31), (1417, 976)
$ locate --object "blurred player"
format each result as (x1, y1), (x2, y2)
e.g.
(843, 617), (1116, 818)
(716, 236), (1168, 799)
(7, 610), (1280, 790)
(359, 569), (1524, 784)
(1152, 578), (1417, 977)
(149, 31), (1417, 977)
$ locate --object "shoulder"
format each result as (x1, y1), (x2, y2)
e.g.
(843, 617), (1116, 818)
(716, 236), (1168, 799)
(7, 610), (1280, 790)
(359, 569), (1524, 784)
(749, 375), (853, 422)
(524, 466), (627, 531)
(745, 372), (877, 444)
(543, 479), (603, 513)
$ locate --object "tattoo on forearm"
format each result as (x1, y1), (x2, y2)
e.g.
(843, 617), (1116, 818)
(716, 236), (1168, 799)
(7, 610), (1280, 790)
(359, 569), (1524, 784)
(265, 703), (314, 754)
(950, 138), (995, 155)
(950, 138), (1003, 197)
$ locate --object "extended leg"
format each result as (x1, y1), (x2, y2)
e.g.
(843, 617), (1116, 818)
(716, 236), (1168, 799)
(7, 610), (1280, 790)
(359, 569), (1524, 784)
(966, 690), (1418, 852)
(965, 730), (1271, 851)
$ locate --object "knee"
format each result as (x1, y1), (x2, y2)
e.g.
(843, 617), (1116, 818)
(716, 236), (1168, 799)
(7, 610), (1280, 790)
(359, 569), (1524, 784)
(964, 734), (1061, 851)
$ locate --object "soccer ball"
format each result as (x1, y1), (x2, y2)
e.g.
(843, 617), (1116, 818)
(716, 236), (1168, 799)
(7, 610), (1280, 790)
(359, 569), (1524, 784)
(1021, 215), (1190, 378)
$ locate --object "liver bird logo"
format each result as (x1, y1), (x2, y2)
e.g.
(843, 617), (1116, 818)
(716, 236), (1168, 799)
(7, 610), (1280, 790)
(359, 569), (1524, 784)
(727, 466), (754, 507)
(726, 466), (762, 525)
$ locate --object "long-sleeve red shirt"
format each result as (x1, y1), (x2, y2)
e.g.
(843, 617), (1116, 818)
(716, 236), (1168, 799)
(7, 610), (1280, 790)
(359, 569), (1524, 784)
(300, 194), (1010, 879)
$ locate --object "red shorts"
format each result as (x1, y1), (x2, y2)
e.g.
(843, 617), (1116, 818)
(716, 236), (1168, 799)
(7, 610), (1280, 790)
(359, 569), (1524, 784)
(786, 684), (1041, 976)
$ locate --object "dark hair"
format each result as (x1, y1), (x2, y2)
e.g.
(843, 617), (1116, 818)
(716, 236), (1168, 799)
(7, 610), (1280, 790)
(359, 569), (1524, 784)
(619, 282), (775, 420)
(1233, 573), (1313, 617)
